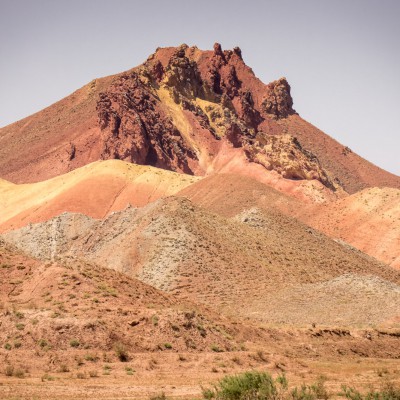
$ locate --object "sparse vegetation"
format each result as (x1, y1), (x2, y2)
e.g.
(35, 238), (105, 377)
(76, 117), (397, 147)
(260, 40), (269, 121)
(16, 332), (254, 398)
(125, 366), (134, 375)
(13, 369), (25, 379)
(76, 372), (87, 379)
(4, 364), (25, 379)
(178, 354), (187, 362)
(291, 375), (329, 400)
(58, 364), (70, 373)
(84, 353), (99, 362)
(197, 324), (207, 337)
(70, 339), (80, 348)
(38, 339), (49, 349)
(149, 393), (167, 400)
(211, 344), (223, 353)
(14, 311), (24, 319)
(231, 356), (242, 365)
(41, 374), (55, 381)
(75, 356), (84, 366)
(15, 322), (25, 330)
(5, 365), (14, 376)
(377, 368), (390, 377)
(341, 382), (400, 400)
(114, 342), (129, 362)
(103, 364), (112, 375)
(201, 371), (332, 399)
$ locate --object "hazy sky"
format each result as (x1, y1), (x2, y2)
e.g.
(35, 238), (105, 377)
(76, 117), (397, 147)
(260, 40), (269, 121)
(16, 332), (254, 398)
(0, 0), (399, 175)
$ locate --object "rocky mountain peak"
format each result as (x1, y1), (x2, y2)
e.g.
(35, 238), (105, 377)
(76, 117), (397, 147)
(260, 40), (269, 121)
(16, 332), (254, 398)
(91, 45), (343, 193)
(9, 43), (399, 196)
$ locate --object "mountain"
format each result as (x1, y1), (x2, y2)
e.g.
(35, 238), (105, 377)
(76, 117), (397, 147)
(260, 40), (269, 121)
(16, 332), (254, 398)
(1, 44), (400, 396)
(1, 43), (399, 202)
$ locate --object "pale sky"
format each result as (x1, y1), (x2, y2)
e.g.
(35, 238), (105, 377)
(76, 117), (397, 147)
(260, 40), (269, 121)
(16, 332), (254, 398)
(0, 0), (399, 175)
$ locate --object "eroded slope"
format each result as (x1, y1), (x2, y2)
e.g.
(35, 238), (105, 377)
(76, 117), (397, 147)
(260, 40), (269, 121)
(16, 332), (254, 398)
(300, 187), (400, 269)
(180, 174), (400, 271)
(3, 197), (399, 327)
(0, 239), (247, 363)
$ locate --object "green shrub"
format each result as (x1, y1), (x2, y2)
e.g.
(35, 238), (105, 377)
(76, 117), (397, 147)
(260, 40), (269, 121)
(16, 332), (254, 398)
(41, 374), (55, 381)
(204, 371), (400, 400)
(341, 382), (400, 400)
(203, 370), (288, 399)
(59, 364), (70, 373)
(211, 344), (223, 353)
(84, 353), (99, 362)
(38, 339), (48, 348)
(291, 376), (329, 400)
(4, 365), (14, 376)
(125, 366), (134, 375)
(114, 342), (129, 362)
(14, 311), (24, 319)
(149, 393), (167, 400)
(70, 339), (80, 348)
(201, 371), (334, 400)
(151, 315), (159, 326)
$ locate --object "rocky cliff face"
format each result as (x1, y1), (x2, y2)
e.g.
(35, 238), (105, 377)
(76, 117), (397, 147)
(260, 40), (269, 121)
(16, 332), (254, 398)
(95, 43), (339, 190)
(96, 70), (197, 174)
(244, 134), (339, 190)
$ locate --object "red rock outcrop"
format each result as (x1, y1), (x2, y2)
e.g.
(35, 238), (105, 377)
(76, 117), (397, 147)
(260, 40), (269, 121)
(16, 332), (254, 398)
(93, 43), (335, 191)
(96, 70), (197, 174)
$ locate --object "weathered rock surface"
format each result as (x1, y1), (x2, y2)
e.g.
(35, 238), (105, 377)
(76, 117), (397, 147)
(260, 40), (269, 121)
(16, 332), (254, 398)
(95, 43), (299, 178)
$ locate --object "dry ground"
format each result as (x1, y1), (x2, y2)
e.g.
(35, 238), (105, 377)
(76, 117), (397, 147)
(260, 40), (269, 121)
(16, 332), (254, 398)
(1, 234), (400, 399)
(1, 352), (400, 399)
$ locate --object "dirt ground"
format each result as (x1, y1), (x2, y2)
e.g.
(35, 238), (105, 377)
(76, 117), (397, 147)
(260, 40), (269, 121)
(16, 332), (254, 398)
(1, 351), (400, 399)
